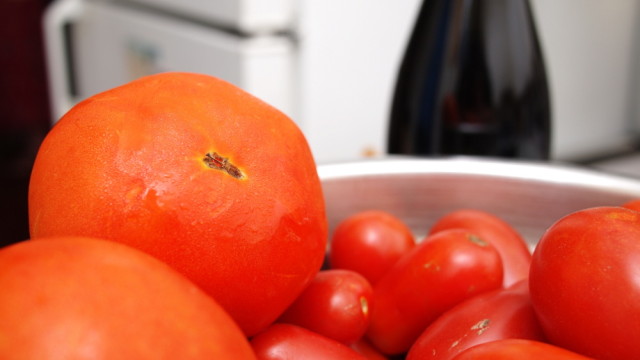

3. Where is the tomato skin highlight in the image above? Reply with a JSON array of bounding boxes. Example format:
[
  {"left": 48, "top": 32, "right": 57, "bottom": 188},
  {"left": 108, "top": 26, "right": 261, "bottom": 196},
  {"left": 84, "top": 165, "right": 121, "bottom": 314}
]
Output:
[
  {"left": 250, "top": 323, "right": 368, "bottom": 360},
  {"left": 366, "top": 229, "right": 503, "bottom": 355},
  {"left": 277, "top": 269, "right": 373, "bottom": 344},
  {"left": 429, "top": 209, "right": 531, "bottom": 287},
  {"left": 451, "top": 339, "right": 595, "bottom": 360},
  {"left": 406, "top": 279, "right": 545, "bottom": 360},
  {"left": 529, "top": 206, "right": 640, "bottom": 360},
  {"left": 329, "top": 210, "right": 415, "bottom": 285}
]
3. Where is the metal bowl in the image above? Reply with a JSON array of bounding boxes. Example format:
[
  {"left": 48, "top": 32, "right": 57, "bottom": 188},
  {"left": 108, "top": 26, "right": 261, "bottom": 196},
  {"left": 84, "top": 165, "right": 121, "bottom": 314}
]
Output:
[{"left": 318, "top": 157, "right": 640, "bottom": 248}]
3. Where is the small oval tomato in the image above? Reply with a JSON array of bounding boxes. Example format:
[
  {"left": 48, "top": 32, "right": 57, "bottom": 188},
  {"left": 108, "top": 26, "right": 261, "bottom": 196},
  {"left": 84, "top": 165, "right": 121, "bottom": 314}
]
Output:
[
  {"left": 250, "top": 323, "right": 367, "bottom": 360},
  {"left": 406, "top": 279, "right": 545, "bottom": 360},
  {"left": 277, "top": 269, "right": 373, "bottom": 344},
  {"left": 329, "top": 210, "right": 415, "bottom": 285},
  {"left": 366, "top": 229, "right": 503, "bottom": 355},
  {"left": 429, "top": 209, "right": 531, "bottom": 287},
  {"left": 451, "top": 339, "right": 595, "bottom": 360},
  {"left": 529, "top": 206, "right": 640, "bottom": 360}
]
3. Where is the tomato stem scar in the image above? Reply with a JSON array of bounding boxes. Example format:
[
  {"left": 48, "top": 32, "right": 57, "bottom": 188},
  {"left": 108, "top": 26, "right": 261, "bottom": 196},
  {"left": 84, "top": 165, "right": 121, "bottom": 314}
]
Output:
[{"left": 203, "top": 152, "right": 245, "bottom": 179}]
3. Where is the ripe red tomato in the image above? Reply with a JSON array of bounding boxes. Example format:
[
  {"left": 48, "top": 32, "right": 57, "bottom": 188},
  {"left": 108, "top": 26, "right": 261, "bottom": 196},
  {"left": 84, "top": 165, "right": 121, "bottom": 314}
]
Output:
[
  {"left": 529, "top": 206, "right": 640, "bottom": 360},
  {"left": 622, "top": 199, "right": 640, "bottom": 212},
  {"left": 406, "top": 279, "right": 545, "bottom": 360},
  {"left": 28, "top": 72, "right": 327, "bottom": 336},
  {"left": 329, "top": 210, "right": 415, "bottom": 285},
  {"left": 250, "top": 323, "right": 367, "bottom": 359},
  {"left": 451, "top": 339, "right": 595, "bottom": 360},
  {"left": 366, "top": 229, "right": 503, "bottom": 355},
  {"left": 277, "top": 269, "right": 373, "bottom": 344},
  {"left": 429, "top": 209, "right": 531, "bottom": 287},
  {"left": 0, "top": 236, "right": 255, "bottom": 359}
]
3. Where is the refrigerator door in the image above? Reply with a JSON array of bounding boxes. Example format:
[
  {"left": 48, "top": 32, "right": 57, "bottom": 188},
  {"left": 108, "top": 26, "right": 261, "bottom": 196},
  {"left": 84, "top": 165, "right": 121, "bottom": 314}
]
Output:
[
  {"left": 44, "top": 0, "right": 296, "bottom": 123},
  {"left": 111, "top": 0, "right": 295, "bottom": 34}
]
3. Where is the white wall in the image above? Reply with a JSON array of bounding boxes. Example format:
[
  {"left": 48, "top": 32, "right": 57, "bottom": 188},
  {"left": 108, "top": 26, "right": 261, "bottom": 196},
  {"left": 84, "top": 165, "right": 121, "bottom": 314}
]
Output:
[{"left": 531, "top": 0, "right": 640, "bottom": 161}]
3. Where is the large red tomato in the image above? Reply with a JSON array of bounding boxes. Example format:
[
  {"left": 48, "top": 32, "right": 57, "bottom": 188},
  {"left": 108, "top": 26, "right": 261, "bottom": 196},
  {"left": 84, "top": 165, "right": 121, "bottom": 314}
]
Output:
[
  {"left": 429, "top": 209, "right": 531, "bottom": 287},
  {"left": 0, "top": 236, "right": 255, "bottom": 359},
  {"left": 28, "top": 72, "right": 327, "bottom": 336},
  {"left": 529, "top": 206, "right": 640, "bottom": 360}
]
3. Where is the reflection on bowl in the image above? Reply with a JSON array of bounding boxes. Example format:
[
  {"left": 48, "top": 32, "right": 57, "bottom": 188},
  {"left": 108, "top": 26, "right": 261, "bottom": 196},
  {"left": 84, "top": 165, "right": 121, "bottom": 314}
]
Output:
[{"left": 319, "top": 157, "right": 640, "bottom": 248}]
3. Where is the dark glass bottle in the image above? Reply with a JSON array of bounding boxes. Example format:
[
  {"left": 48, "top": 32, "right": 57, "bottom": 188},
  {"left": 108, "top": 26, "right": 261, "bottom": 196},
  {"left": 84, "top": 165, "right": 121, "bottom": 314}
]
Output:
[{"left": 387, "top": 0, "right": 551, "bottom": 159}]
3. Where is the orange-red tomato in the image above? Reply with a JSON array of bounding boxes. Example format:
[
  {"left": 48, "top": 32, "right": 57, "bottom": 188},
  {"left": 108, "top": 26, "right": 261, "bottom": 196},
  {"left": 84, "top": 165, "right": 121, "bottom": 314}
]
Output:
[
  {"left": 622, "top": 199, "right": 640, "bottom": 212},
  {"left": 451, "top": 339, "right": 595, "bottom": 360},
  {"left": 0, "top": 236, "right": 255, "bottom": 359},
  {"left": 28, "top": 72, "right": 327, "bottom": 336},
  {"left": 329, "top": 210, "right": 415, "bottom": 285},
  {"left": 429, "top": 209, "right": 531, "bottom": 287},
  {"left": 529, "top": 206, "right": 640, "bottom": 360}
]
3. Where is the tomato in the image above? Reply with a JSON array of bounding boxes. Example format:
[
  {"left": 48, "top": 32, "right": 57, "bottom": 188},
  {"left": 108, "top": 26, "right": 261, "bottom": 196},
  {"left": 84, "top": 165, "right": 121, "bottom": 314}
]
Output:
[
  {"left": 366, "top": 229, "right": 503, "bottom": 355},
  {"left": 529, "top": 206, "right": 640, "bottom": 360},
  {"left": 622, "top": 199, "right": 640, "bottom": 212},
  {"left": 406, "top": 279, "right": 545, "bottom": 360},
  {"left": 351, "top": 339, "right": 389, "bottom": 360},
  {"left": 277, "top": 269, "right": 373, "bottom": 344},
  {"left": 0, "top": 236, "right": 255, "bottom": 359},
  {"left": 250, "top": 323, "right": 367, "bottom": 360},
  {"left": 28, "top": 72, "right": 327, "bottom": 336},
  {"left": 451, "top": 339, "right": 595, "bottom": 360},
  {"left": 329, "top": 210, "right": 415, "bottom": 285},
  {"left": 429, "top": 208, "right": 531, "bottom": 287}
]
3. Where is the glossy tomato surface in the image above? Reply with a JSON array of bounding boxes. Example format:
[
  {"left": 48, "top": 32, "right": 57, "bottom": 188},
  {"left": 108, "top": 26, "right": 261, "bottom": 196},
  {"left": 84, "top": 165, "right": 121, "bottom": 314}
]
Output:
[
  {"left": 329, "top": 210, "right": 415, "bottom": 285},
  {"left": 278, "top": 269, "right": 373, "bottom": 344},
  {"left": 250, "top": 323, "right": 367, "bottom": 360},
  {"left": 529, "top": 206, "right": 640, "bottom": 360},
  {"left": 366, "top": 229, "right": 503, "bottom": 355},
  {"left": 429, "top": 209, "right": 531, "bottom": 287},
  {"left": 451, "top": 339, "right": 595, "bottom": 360},
  {"left": 0, "top": 237, "right": 255, "bottom": 359},
  {"left": 406, "top": 279, "right": 544, "bottom": 360}
]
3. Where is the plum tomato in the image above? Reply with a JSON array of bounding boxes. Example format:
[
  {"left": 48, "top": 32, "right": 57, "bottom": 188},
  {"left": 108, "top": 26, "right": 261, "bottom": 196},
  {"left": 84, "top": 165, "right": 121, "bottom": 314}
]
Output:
[
  {"left": 451, "top": 339, "right": 595, "bottom": 360},
  {"left": 529, "top": 206, "right": 640, "bottom": 360},
  {"left": 250, "top": 323, "right": 367, "bottom": 360},
  {"left": 406, "top": 279, "right": 545, "bottom": 360},
  {"left": 277, "top": 269, "right": 373, "bottom": 344},
  {"left": 366, "top": 229, "right": 503, "bottom": 355},
  {"left": 329, "top": 210, "right": 415, "bottom": 285},
  {"left": 429, "top": 209, "right": 531, "bottom": 287}
]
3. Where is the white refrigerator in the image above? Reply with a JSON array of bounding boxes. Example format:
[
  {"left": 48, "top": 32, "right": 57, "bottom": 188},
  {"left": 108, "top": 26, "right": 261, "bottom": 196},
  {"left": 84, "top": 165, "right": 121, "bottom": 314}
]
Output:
[{"left": 44, "top": 0, "right": 640, "bottom": 163}]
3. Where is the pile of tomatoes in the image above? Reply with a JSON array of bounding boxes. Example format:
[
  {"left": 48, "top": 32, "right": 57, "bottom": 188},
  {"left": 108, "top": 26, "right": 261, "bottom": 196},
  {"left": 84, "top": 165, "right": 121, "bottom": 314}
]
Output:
[
  {"left": 1, "top": 72, "right": 639, "bottom": 359},
  {"left": 253, "top": 201, "right": 640, "bottom": 360}
]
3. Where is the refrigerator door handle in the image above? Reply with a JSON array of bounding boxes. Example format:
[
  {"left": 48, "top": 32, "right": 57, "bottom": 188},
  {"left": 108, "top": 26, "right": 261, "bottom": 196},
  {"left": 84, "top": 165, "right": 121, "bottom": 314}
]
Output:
[{"left": 43, "top": 0, "right": 84, "bottom": 123}]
